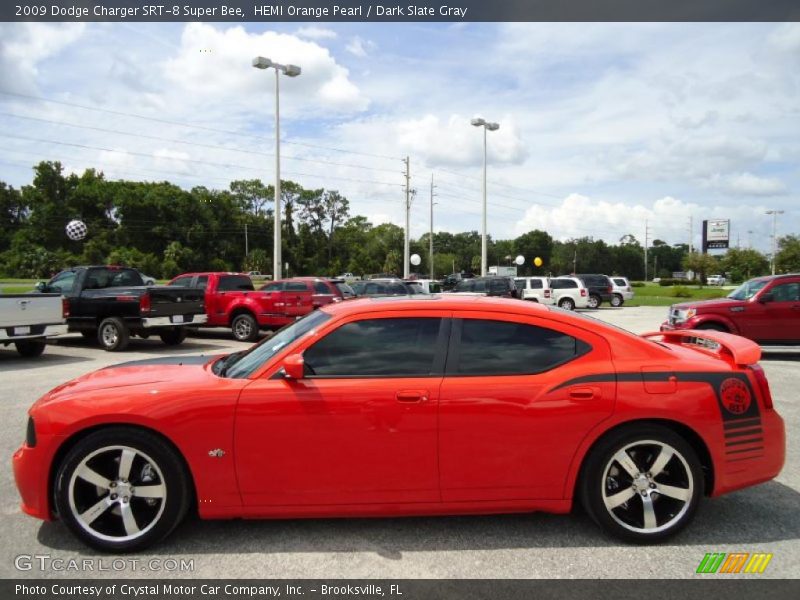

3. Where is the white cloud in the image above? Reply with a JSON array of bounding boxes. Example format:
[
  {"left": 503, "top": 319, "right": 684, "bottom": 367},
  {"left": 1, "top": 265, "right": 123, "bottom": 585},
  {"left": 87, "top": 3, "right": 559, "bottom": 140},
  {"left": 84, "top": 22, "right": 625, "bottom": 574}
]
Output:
[
  {"left": 296, "top": 26, "right": 338, "bottom": 40},
  {"left": 345, "top": 36, "right": 375, "bottom": 58},
  {"left": 706, "top": 172, "right": 787, "bottom": 197}
]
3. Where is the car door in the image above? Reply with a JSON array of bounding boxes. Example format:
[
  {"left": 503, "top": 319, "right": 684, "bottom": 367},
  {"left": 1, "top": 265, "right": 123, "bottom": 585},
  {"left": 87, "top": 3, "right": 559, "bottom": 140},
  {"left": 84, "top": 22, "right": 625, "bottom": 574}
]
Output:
[
  {"left": 438, "top": 312, "right": 616, "bottom": 501},
  {"left": 754, "top": 280, "right": 800, "bottom": 342},
  {"left": 235, "top": 312, "right": 448, "bottom": 506}
]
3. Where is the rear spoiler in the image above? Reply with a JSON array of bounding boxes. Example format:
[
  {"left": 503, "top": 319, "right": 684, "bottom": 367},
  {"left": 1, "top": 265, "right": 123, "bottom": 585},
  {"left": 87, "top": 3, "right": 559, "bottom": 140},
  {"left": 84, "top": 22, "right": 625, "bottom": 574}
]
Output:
[{"left": 641, "top": 330, "right": 761, "bottom": 366}]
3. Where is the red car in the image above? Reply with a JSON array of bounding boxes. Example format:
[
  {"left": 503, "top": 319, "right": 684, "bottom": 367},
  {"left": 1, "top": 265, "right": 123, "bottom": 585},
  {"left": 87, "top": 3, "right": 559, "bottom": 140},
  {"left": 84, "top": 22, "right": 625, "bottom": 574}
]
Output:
[
  {"left": 661, "top": 273, "right": 800, "bottom": 344},
  {"left": 260, "top": 277, "right": 355, "bottom": 309},
  {"left": 168, "top": 272, "right": 313, "bottom": 341},
  {"left": 13, "top": 296, "right": 784, "bottom": 551}
]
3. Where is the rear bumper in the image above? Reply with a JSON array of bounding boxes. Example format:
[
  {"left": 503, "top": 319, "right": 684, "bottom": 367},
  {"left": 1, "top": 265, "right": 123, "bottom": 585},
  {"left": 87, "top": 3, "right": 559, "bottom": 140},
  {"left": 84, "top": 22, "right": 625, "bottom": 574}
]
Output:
[
  {"left": 712, "top": 409, "right": 786, "bottom": 497},
  {"left": 141, "top": 314, "right": 207, "bottom": 328},
  {"left": 0, "top": 323, "right": 68, "bottom": 343}
]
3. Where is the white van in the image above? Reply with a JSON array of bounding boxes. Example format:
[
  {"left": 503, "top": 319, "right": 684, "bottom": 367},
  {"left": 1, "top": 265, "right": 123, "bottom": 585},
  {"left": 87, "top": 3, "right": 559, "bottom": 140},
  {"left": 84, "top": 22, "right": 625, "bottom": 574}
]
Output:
[
  {"left": 514, "top": 277, "right": 555, "bottom": 305},
  {"left": 549, "top": 277, "right": 590, "bottom": 310}
]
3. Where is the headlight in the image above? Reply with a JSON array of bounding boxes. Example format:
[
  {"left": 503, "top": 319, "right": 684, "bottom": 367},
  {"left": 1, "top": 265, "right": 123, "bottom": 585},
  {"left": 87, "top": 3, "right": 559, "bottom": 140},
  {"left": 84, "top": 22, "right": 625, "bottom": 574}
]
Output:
[{"left": 674, "top": 308, "right": 696, "bottom": 323}]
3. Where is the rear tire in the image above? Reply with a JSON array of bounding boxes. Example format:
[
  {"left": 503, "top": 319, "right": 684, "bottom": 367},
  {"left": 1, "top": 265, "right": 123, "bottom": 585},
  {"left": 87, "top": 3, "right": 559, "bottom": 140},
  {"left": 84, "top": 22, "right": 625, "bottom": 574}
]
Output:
[
  {"left": 159, "top": 328, "right": 187, "bottom": 346},
  {"left": 580, "top": 424, "right": 702, "bottom": 544},
  {"left": 14, "top": 340, "right": 46, "bottom": 357},
  {"left": 558, "top": 297, "right": 575, "bottom": 311},
  {"left": 231, "top": 313, "right": 259, "bottom": 342},
  {"left": 98, "top": 317, "right": 130, "bottom": 352},
  {"left": 54, "top": 427, "right": 190, "bottom": 552},
  {"left": 610, "top": 294, "right": 624, "bottom": 307},
  {"left": 587, "top": 294, "right": 601, "bottom": 309}
]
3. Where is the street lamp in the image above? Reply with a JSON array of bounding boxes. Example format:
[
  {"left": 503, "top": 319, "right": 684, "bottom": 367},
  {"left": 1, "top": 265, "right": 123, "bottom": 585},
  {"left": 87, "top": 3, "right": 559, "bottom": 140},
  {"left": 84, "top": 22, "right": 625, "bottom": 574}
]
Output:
[
  {"left": 766, "top": 209, "right": 784, "bottom": 275},
  {"left": 471, "top": 117, "right": 499, "bottom": 276},
  {"left": 252, "top": 56, "right": 301, "bottom": 280}
]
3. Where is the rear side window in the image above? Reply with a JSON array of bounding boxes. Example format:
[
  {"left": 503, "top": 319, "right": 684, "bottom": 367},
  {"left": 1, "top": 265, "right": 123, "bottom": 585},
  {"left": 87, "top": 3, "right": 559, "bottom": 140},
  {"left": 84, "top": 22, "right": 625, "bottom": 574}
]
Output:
[
  {"left": 550, "top": 279, "right": 576, "bottom": 289},
  {"left": 285, "top": 282, "right": 309, "bottom": 292},
  {"left": 769, "top": 282, "right": 800, "bottom": 302},
  {"left": 450, "top": 319, "right": 590, "bottom": 376},
  {"left": 169, "top": 276, "right": 193, "bottom": 288},
  {"left": 313, "top": 281, "right": 330, "bottom": 294},
  {"left": 218, "top": 275, "right": 254, "bottom": 291},
  {"left": 429, "top": 283, "right": 442, "bottom": 293},
  {"left": 262, "top": 282, "right": 284, "bottom": 292},
  {"left": 613, "top": 278, "right": 627, "bottom": 287},
  {"left": 304, "top": 318, "right": 442, "bottom": 377},
  {"left": 530, "top": 279, "right": 543, "bottom": 289},
  {"left": 85, "top": 268, "right": 143, "bottom": 289},
  {"left": 489, "top": 279, "right": 508, "bottom": 293}
]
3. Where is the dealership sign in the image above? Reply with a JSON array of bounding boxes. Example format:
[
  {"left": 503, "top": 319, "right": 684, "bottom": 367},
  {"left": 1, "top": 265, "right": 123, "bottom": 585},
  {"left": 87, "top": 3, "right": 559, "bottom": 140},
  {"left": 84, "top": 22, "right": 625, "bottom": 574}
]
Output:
[{"left": 702, "top": 219, "right": 730, "bottom": 250}]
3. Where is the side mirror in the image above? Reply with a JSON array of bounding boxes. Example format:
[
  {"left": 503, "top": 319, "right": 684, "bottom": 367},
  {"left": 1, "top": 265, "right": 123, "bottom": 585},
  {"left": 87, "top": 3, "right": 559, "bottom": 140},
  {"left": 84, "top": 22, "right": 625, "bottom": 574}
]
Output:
[
  {"left": 282, "top": 354, "right": 305, "bottom": 380},
  {"left": 758, "top": 292, "right": 773, "bottom": 304},
  {"left": 35, "top": 281, "right": 47, "bottom": 292}
]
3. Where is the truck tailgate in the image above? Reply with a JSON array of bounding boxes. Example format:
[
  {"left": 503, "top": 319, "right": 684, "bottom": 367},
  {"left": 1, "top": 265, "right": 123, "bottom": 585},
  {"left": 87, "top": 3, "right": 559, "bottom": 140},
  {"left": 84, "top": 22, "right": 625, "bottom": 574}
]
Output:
[
  {"left": 147, "top": 286, "right": 205, "bottom": 318},
  {"left": 0, "top": 293, "right": 63, "bottom": 328}
]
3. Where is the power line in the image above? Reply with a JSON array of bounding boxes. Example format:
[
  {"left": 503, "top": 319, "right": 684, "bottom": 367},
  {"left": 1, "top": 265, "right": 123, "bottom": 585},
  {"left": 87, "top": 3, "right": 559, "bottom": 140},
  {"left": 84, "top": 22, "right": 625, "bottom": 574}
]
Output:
[
  {"left": 0, "top": 111, "right": 401, "bottom": 175},
  {"left": 0, "top": 90, "right": 402, "bottom": 162}
]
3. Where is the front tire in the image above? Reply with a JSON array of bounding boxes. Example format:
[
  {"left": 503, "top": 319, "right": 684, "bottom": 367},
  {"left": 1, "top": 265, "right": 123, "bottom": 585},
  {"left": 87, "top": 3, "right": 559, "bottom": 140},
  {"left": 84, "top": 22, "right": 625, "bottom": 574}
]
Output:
[
  {"left": 54, "top": 427, "right": 190, "bottom": 552},
  {"left": 587, "top": 294, "right": 601, "bottom": 309},
  {"left": 579, "top": 424, "right": 702, "bottom": 544},
  {"left": 14, "top": 340, "right": 46, "bottom": 357},
  {"left": 696, "top": 322, "right": 727, "bottom": 332},
  {"left": 98, "top": 317, "right": 130, "bottom": 352},
  {"left": 159, "top": 328, "right": 187, "bottom": 346},
  {"left": 610, "top": 294, "right": 624, "bottom": 307},
  {"left": 231, "top": 313, "right": 259, "bottom": 342}
]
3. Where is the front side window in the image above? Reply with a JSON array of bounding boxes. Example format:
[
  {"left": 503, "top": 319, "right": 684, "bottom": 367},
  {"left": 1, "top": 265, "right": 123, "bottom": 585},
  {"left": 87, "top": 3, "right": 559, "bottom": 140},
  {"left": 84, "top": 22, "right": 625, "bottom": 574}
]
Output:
[
  {"left": 551, "top": 279, "right": 577, "bottom": 289},
  {"left": 262, "top": 282, "right": 284, "bottom": 292},
  {"left": 450, "top": 319, "right": 590, "bottom": 376},
  {"left": 219, "top": 275, "right": 254, "bottom": 292},
  {"left": 285, "top": 282, "right": 309, "bottom": 292},
  {"left": 196, "top": 275, "right": 209, "bottom": 290},
  {"left": 304, "top": 318, "right": 442, "bottom": 377},
  {"left": 169, "top": 276, "right": 192, "bottom": 288},
  {"left": 48, "top": 270, "right": 77, "bottom": 294}
]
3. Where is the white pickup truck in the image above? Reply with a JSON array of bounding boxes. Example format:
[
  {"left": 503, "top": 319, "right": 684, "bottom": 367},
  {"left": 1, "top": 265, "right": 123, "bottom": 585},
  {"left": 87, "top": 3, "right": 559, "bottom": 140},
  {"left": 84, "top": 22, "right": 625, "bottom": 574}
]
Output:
[{"left": 0, "top": 293, "right": 68, "bottom": 357}]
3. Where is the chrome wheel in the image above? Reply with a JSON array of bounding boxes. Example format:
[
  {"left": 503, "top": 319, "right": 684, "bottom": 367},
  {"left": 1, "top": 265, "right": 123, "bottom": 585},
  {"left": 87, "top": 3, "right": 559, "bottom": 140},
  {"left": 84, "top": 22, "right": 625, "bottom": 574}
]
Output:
[
  {"left": 588, "top": 295, "right": 600, "bottom": 309},
  {"left": 67, "top": 445, "right": 167, "bottom": 543},
  {"left": 611, "top": 295, "right": 623, "bottom": 307},
  {"left": 601, "top": 440, "right": 693, "bottom": 534},
  {"left": 234, "top": 319, "right": 251, "bottom": 339},
  {"left": 101, "top": 323, "right": 119, "bottom": 347}
]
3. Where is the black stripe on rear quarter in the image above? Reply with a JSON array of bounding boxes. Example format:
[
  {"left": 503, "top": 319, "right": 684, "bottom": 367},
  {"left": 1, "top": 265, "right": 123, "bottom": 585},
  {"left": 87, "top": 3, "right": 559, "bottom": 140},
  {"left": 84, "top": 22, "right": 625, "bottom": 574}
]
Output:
[
  {"left": 724, "top": 417, "right": 762, "bottom": 430},
  {"left": 724, "top": 427, "right": 763, "bottom": 439},
  {"left": 725, "top": 436, "right": 765, "bottom": 447}
]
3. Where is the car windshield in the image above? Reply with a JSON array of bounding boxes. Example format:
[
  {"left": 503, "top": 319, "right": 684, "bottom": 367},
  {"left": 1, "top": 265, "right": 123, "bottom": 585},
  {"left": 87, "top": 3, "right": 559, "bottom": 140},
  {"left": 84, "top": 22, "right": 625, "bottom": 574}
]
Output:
[
  {"left": 220, "top": 310, "right": 332, "bottom": 379},
  {"left": 728, "top": 279, "right": 768, "bottom": 301}
]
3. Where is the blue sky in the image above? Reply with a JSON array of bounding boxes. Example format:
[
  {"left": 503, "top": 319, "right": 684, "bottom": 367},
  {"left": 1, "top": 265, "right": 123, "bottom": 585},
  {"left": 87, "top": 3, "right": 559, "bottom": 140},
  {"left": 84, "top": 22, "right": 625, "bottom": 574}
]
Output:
[{"left": 0, "top": 22, "right": 798, "bottom": 253}]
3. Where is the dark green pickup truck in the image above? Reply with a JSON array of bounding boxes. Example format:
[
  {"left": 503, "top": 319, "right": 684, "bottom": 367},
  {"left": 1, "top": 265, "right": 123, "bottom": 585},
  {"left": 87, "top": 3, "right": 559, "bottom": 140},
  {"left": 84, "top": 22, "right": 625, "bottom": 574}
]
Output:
[{"left": 38, "top": 266, "right": 207, "bottom": 351}]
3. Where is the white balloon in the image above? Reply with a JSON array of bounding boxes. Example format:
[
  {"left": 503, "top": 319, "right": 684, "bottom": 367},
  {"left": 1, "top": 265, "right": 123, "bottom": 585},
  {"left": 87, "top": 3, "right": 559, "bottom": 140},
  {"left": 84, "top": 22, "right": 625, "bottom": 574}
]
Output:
[
  {"left": 65, "top": 219, "right": 88, "bottom": 241},
  {"left": 515, "top": 255, "right": 525, "bottom": 266},
  {"left": 410, "top": 253, "right": 421, "bottom": 266}
]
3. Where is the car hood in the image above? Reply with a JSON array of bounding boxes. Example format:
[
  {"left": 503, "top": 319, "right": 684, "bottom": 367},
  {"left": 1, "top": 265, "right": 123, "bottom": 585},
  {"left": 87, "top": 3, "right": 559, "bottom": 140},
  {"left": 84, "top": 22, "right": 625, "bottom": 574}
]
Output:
[
  {"left": 36, "top": 355, "right": 218, "bottom": 405},
  {"left": 671, "top": 297, "right": 741, "bottom": 311}
]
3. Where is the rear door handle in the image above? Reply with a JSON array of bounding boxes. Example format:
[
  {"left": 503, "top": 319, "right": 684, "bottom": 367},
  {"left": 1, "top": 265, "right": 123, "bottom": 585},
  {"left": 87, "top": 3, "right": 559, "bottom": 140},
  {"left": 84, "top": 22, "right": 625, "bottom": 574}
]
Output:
[
  {"left": 569, "top": 387, "right": 597, "bottom": 400},
  {"left": 396, "top": 390, "right": 429, "bottom": 403}
]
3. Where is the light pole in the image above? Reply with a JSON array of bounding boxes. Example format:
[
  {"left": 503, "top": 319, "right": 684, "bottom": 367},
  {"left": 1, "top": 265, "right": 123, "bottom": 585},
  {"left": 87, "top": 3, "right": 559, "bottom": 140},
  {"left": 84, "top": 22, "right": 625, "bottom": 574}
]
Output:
[
  {"left": 252, "top": 56, "right": 301, "bottom": 280},
  {"left": 471, "top": 117, "right": 499, "bottom": 276},
  {"left": 766, "top": 209, "right": 784, "bottom": 275}
]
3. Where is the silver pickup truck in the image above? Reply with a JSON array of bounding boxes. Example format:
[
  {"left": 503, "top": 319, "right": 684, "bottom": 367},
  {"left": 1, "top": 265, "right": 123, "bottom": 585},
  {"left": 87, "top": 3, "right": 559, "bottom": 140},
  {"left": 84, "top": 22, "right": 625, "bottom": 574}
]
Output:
[{"left": 0, "top": 293, "right": 68, "bottom": 357}]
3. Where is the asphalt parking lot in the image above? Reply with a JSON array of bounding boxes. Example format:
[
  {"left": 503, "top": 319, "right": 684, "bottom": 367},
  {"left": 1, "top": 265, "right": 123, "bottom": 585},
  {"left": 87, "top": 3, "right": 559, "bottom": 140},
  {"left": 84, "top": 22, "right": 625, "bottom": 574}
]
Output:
[{"left": 0, "top": 306, "right": 797, "bottom": 579}]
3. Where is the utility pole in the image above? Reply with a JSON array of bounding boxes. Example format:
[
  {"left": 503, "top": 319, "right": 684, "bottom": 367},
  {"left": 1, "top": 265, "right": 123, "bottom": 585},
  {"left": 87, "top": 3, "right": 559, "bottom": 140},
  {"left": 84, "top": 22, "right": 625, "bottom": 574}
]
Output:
[
  {"left": 688, "top": 216, "right": 693, "bottom": 254},
  {"left": 572, "top": 246, "right": 577, "bottom": 274},
  {"left": 747, "top": 230, "right": 753, "bottom": 249},
  {"left": 244, "top": 223, "right": 249, "bottom": 256},
  {"left": 403, "top": 156, "right": 411, "bottom": 278},
  {"left": 429, "top": 173, "right": 436, "bottom": 280},
  {"left": 644, "top": 219, "right": 651, "bottom": 281},
  {"left": 766, "top": 209, "right": 784, "bottom": 275}
]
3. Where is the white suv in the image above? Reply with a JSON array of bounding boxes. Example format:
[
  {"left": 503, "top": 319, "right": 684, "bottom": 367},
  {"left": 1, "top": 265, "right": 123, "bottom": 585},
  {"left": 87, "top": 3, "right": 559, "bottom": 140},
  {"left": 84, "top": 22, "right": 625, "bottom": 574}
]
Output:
[
  {"left": 514, "top": 277, "right": 555, "bottom": 305},
  {"left": 610, "top": 276, "right": 634, "bottom": 307},
  {"left": 549, "top": 277, "right": 590, "bottom": 310}
]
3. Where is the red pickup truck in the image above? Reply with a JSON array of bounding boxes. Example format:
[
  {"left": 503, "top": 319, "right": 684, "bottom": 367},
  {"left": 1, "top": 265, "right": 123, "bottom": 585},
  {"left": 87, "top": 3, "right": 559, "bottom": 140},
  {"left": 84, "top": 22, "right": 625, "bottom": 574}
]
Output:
[
  {"left": 661, "top": 273, "right": 800, "bottom": 344},
  {"left": 168, "top": 272, "right": 313, "bottom": 341},
  {"left": 260, "top": 277, "right": 355, "bottom": 308}
]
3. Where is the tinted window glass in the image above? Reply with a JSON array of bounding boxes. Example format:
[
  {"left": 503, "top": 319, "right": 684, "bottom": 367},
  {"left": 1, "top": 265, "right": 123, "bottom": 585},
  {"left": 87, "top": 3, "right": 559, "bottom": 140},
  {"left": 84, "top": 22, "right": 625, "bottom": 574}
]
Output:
[
  {"left": 454, "top": 279, "right": 475, "bottom": 292},
  {"left": 514, "top": 279, "right": 526, "bottom": 290},
  {"left": 770, "top": 282, "right": 800, "bottom": 302},
  {"left": 489, "top": 279, "right": 508, "bottom": 292},
  {"left": 335, "top": 282, "right": 355, "bottom": 297},
  {"left": 313, "top": 281, "right": 330, "bottom": 294},
  {"left": 613, "top": 278, "right": 627, "bottom": 287},
  {"left": 48, "top": 270, "right": 76, "bottom": 294},
  {"left": 304, "top": 318, "right": 441, "bottom": 377},
  {"left": 430, "top": 283, "right": 442, "bottom": 293},
  {"left": 530, "top": 279, "right": 543, "bottom": 289},
  {"left": 262, "top": 282, "right": 284, "bottom": 292},
  {"left": 387, "top": 282, "right": 409, "bottom": 294},
  {"left": 196, "top": 275, "right": 209, "bottom": 290},
  {"left": 169, "top": 276, "right": 192, "bottom": 288},
  {"left": 85, "top": 268, "right": 142, "bottom": 289},
  {"left": 285, "top": 282, "right": 309, "bottom": 292},
  {"left": 219, "top": 275, "right": 254, "bottom": 291},
  {"left": 550, "top": 279, "right": 577, "bottom": 289},
  {"left": 452, "top": 319, "right": 589, "bottom": 376}
]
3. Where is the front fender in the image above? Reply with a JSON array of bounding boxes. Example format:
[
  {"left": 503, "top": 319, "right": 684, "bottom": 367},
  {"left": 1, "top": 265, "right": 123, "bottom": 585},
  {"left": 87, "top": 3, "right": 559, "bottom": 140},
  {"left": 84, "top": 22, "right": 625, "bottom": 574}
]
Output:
[{"left": 687, "top": 314, "right": 740, "bottom": 334}]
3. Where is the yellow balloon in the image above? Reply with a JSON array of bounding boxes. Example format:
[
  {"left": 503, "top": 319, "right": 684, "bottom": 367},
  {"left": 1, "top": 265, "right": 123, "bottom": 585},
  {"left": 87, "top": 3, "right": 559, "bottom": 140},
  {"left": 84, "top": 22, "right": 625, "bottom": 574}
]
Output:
[{"left": 534, "top": 257, "right": 543, "bottom": 267}]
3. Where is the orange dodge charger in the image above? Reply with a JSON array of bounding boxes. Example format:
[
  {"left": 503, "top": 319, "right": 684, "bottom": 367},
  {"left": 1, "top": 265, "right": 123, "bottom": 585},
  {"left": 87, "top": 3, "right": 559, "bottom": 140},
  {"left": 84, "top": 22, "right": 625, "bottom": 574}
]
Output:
[{"left": 13, "top": 295, "right": 785, "bottom": 551}]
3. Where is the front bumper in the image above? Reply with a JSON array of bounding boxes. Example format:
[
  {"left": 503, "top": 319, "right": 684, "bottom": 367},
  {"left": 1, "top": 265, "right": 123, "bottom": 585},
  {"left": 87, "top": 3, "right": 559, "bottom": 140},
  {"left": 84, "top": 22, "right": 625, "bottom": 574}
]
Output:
[
  {"left": 141, "top": 314, "right": 208, "bottom": 328},
  {"left": 12, "top": 440, "right": 55, "bottom": 521}
]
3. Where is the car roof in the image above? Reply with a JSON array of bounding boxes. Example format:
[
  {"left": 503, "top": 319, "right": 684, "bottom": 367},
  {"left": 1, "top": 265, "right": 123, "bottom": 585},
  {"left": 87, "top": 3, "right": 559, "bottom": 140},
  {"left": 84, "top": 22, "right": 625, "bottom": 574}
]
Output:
[{"left": 320, "top": 294, "right": 547, "bottom": 317}]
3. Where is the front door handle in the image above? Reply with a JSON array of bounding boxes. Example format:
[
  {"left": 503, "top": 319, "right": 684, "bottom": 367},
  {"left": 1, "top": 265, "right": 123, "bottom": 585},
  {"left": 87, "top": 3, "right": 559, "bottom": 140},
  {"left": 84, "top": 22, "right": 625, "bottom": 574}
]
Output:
[
  {"left": 569, "top": 387, "right": 597, "bottom": 401},
  {"left": 396, "top": 389, "right": 429, "bottom": 403}
]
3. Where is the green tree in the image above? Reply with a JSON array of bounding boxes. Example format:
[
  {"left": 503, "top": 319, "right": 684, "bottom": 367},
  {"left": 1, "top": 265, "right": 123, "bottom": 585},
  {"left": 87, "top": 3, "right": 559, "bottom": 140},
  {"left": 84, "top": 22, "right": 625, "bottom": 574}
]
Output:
[
  {"left": 775, "top": 235, "right": 800, "bottom": 273},
  {"left": 721, "top": 248, "right": 770, "bottom": 282},
  {"left": 682, "top": 252, "right": 720, "bottom": 284}
]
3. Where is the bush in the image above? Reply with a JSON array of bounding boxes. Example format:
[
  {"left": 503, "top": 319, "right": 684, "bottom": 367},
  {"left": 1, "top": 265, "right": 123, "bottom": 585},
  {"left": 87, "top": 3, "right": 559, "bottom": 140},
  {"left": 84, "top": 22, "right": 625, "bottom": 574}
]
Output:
[
  {"left": 630, "top": 281, "right": 645, "bottom": 287},
  {"left": 659, "top": 278, "right": 701, "bottom": 287},
  {"left": 672, "top": 286, "right": 692, "bottom": 298}
]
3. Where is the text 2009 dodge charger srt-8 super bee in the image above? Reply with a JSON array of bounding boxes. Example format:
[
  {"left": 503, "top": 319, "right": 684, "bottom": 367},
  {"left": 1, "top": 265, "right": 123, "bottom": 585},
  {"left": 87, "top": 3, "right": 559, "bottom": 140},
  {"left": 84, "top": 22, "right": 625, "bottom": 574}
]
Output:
[{"left": 13, "top": 296, "right": 784, "bottom": 551}]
